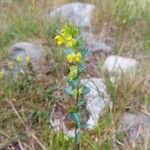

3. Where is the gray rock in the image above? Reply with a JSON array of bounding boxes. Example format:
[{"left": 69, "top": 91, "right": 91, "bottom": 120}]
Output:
[
  {"left": 81, "top": 78, "right": 111, "bottom": 129},
  {"left": 9, "top": 42, "right": 44, "bottom": 71},
  {"left": 82, "top": 32, "right": 112, "bottom": 54},
  {"left": 116, "top": 112, "right": 150, "bottom": 149},
  {"left": 49, "top": 2, "right": 95, "bottom": 28},
  {"left": 104, "top": 55, "right": 138, "bottom": 74},
  {"left": 50, "top": 78, "right": 111, "bottom": 137}
]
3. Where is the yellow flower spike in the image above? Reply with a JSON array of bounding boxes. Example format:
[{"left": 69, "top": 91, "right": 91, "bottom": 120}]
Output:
[
  {"left": 75, "top": 52, "right": 82, "bottom": 62},
  {"left": 55, "top": 35, "right": 64, "bottom": 46},
  {"left": 67, "top": 53, "right": 76, "bottom": 63},
  {"left": 0, "top": 71, "right": 5, "bottom": 79}
]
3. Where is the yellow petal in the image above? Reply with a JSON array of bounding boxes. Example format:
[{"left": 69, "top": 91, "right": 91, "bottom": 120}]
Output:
[
  {"left": 55, "top": 35, "right": 64, "bottom": 45},
  {"left": 55, "top": 35, "right": 60, "bottom": 40},
  {"left": 75, "top": 52, "right": 82, "bottom": 62},
  {"left": 67, "top": 36, "right": 73, "bottom": 41},
  {"left": 67, "top": 41, "right": 73, "bottom": 47},
  {"left": 67, "top": 54, "right": 74, "bottom": 63}
]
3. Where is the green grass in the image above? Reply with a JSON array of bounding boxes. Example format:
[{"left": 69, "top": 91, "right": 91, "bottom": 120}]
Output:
[{"left": 0, "top": 0, "right": 150, "bottom": 149}]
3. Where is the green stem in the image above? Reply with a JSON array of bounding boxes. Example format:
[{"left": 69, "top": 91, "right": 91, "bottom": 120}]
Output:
[{"left": 75, "top": 65, "right": 80, "bottom": 150}]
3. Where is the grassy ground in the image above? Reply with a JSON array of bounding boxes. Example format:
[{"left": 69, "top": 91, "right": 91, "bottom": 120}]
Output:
[{"left": 0, "top": 0, "right": 150, "bottom": 149}]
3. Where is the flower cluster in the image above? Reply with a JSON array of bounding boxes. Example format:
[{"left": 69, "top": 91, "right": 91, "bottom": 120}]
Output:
[
  {"left": 55, "top": 24, "right": 78, "bottom": 48},
  {"left": 67, "top": 52, "right": 82, "bottom": 63},
  {"left": 55, "top": 24, "right": 82, "bottom": 64}
]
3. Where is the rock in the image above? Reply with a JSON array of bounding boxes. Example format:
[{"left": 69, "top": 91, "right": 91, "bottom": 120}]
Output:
[
  {"left": 116, "top": 112, "right": 150, "bottom": 149},
  {"left": 104, "top": 55, "right": 138, "bottom": 74},
  {"left": 81, "top": 78, "right": 111, "bottom": 128},
  {"left": 50, "top": 78, "right": 111, "bottom": 137},
  {"left": 49, "top": 2, "right": 95, "bottom": 28},
  {"left": 9, "top": 42, "right": 44, "bottom": 71},
  {"left": 82, "top": 32, "right": 112, "bottom": 54}
]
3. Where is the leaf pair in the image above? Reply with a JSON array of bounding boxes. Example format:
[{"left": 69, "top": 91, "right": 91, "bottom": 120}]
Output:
[{"left": 64, "top": 85, "right": 90, "bottom": 96}]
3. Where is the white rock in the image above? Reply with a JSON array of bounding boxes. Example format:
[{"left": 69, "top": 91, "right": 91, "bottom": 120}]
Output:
[
  {"left": 49, "top": 2, "right": 95, "bottom": 28},
  {"left": 9, "top": 42, "right": 44, "bottom": 71},
  {"left": 104, "top": 55, "right": 138, "bottom": 74},
  {"left": 81, "top": 78, "right": 111, "bottom": 129}
]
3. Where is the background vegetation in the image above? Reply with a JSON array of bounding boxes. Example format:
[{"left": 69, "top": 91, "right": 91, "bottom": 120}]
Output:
[{"left": 0, "top": 0, "right": 149, "bottom": 149}]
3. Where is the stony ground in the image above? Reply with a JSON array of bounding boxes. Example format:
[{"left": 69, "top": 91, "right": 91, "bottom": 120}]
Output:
[{"left": 0, "top": 0, "right": 150, "bottom": 150}]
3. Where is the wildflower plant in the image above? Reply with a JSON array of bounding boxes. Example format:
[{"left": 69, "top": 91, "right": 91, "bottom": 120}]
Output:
[{"left": 55, "top": 23, "right": 90, "bottom": 150}]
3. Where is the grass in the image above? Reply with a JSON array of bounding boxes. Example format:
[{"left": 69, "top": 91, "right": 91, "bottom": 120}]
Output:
[{"left": 0, "top": 0, "right": 150, "bottom": 149}]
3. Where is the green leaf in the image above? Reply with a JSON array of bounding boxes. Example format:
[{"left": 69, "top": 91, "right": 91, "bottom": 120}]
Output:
[
  {"left": 80, "top": 122, "right": 87, "bottom": 129},
  {"left": 63, "top": 49, "right": 73, "bottom": 56},
  {"left": 79, "top": 63, "right": 86, "bottom": 72},
  {"left": 80, "top": 48, "right": 89, "bottom": 58},
  {"left": 77, "top": 99, "right": 86, "bottom": 108},
  {"left": 82, "top": 85, "right": 90, "bottom": 95},
  {"left": 64, "top": 86, "right": 73, "bottom": 95},
  {"left": 72, "top": 88, "right": 78, "bottom": 96},
  {"left": 69, "top": 112, "right": 80, "bottom": 127},
  {"left": 69, "top": 66, "right": 78, "bottom": 80},
  {"left": 78, "top": 87, "right": 83, "bottom": 96},
  {"left": 69, "top": 77, "right": 79, "bottom": 89}
]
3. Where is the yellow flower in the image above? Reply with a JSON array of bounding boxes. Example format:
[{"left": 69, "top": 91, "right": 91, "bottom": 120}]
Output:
[
  {"left": 0, "top": 71, "right": 5, "bottom": 79},
  {"left": 55, "top": 35, "right": 64, "bottom": 46},
  {"left": 67, "top": 52, "right": 82, "bottom": 63},
  {"left": 67, "top": 53, "right": 75, "bottom": 63},
  {"left": 75, "top": 52, "right": 82, "bottom": 62},
  {"left": 67, "top": 36, "right": 76, "bottom": 48}
]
